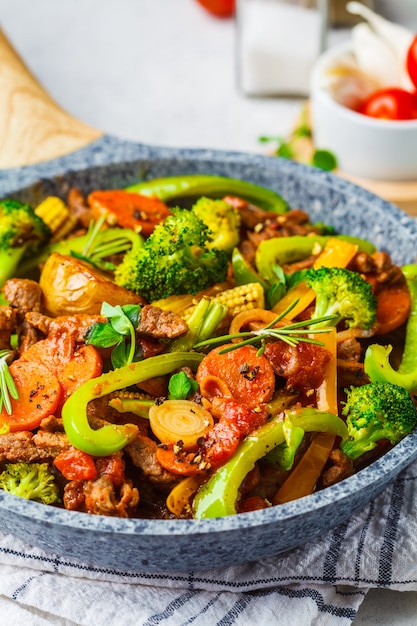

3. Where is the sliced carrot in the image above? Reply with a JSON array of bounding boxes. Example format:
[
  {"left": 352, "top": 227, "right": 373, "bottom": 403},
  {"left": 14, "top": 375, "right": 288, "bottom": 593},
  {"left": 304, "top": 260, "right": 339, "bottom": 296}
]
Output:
[
  {"left": 58, "top": 344, "right": 103, "bottom": 402},
  {"left": 155, "top": 446, "right": 200, "bottom": 477},
  {"left": 22, "top": 338, "right": 103, "bottom": 403},
  {"left": 196, "top": 344, "right": 275, "bottom": 408},
  {"left": 373, "top": 283, "right": 411, "bottom": 335},
  {"left": 87, "top": 190, "right": 171, "bottom": 235},
  {"left": 54, "top": 447, "right": 98, "bottom": 481},
  {"left": 1, "top": 359, "right": 62, "bottom": 432}
]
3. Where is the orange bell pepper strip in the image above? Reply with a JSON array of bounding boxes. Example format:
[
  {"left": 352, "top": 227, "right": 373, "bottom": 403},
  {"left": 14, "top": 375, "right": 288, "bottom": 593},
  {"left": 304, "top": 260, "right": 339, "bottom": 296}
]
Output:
[
  {"left": 315, "top": 327, "right": 338, "bottom": 414},
  {"left": 166, "top": 475, "right": 205, "bottom": 517},
  {"left": 272, "top": 327, "right": 338, "bottom": 505}
]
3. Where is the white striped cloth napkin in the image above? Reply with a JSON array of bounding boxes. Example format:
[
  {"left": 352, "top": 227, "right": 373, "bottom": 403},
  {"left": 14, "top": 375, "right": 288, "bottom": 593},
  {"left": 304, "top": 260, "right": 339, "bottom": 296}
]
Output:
[{"left": 0, "top": 459, "right": 415, "bottom": 626}]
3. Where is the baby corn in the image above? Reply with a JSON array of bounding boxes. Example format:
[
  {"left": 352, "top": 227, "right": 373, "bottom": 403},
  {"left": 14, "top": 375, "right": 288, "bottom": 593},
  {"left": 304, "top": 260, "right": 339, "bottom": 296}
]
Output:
[
  {"left": 181, "top": 282, "right": 265, "bottom": 328},
  {"left": 35, "top": 196, "right": 78, "bottom": 242}
]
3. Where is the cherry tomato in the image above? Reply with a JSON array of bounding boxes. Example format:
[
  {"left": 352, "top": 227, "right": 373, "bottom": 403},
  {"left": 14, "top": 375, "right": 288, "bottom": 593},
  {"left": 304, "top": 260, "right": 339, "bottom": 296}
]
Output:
[
  {"left": 406, "top": 35, "right": 417, "bottom": 89},
  {"left": 195, "top": 0, "right": 235, "bottom": 17},
  {"left": 358, "top": 87, "right": 417, "bottom": 121}
]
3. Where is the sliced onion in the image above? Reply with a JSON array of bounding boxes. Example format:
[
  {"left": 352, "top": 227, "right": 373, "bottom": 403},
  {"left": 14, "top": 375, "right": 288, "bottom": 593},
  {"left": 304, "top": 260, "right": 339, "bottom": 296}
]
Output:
[{"left": 149, "top": 399, "right": 214, "bottom": 449}]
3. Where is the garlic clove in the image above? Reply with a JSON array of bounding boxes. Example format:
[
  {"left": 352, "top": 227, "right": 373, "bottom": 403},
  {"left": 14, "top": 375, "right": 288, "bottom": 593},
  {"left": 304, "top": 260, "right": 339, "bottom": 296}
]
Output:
[
  {"left": 351, "top": 23, "right": 401, "bottom": 87},
  {"left": 346, "top": 1, "right": 414, "bottom": 90}
]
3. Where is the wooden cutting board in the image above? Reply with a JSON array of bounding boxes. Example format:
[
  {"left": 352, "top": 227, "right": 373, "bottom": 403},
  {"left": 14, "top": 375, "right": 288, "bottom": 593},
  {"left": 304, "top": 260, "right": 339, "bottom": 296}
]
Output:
[
  {"left": 337, "top": 171, "right": 417, "bottom": 218},
  {"left": 0, "top": 28, "right": 101, "bottom": 168}
]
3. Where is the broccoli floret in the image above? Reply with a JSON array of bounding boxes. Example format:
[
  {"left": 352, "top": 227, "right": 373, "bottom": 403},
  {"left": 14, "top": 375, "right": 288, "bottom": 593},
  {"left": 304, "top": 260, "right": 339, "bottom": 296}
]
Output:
[
  {"left": 0, "top": 199, "right": 51, "bottom": 287},
  {"left": 340, "top": 382, "right": 417, "bottom": 460},
  {"left": 0, "top": 462, "right": 60, "bottom": 505},
  {"left": 114, "top": 207, "right": 228, "bottom": 301},
  {"left": 191, "top": 197, "right": 241, "bottom": 254},
  {"left": 306, "top": 266, "right": 377, "bottom": 329}
]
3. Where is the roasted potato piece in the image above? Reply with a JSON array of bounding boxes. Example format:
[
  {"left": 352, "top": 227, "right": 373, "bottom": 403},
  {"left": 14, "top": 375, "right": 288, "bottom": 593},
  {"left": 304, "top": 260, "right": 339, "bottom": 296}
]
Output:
[{"left": 39, "top": 252, "right": 144, "bottom": 316}]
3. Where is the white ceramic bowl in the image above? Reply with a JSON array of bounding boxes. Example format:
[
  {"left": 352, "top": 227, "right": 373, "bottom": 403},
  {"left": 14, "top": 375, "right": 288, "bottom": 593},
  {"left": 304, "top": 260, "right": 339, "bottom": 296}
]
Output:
[{"left": 310, "top": 42, "right": 417, "bottom": 182}]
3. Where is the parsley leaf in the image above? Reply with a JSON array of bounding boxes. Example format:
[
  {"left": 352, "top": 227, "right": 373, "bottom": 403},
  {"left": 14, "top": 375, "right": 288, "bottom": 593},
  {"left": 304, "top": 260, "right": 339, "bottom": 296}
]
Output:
[
  {"left": 85, "top": 302, "right": 142, "bottom": 368},
  {"left": 168, "top": 371, "right": 199, "bottom": 400}
]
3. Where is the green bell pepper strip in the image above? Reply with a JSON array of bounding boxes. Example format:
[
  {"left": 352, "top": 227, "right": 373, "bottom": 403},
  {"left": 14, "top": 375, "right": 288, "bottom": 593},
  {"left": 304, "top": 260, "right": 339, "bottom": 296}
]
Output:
[
  {"left": 264, "top": 421, "right": 305, "bottom": 471},
  {"left": 255, "top": 235, "right": 376, "bottom": 284},
  {"left": 232, "top": 247, "right": 268, "bottom": 289},
  {"left": 61, "top": 352, "right": 203, "bottom": 456},
  {"left": 192, "top": 407, "right": 348, "bottom": 519},
  {"left": 364, "top": 264, "right": 417, "bottom": 391},
  {"left": 126, "top": 175, "right": 289, "bottom": 213}
]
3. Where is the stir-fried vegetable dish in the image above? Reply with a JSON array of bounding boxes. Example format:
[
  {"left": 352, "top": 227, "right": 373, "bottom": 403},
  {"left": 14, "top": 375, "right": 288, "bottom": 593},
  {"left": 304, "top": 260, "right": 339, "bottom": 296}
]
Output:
[{"left": 0, "top": 174, "right": 416, "bottom": 519}]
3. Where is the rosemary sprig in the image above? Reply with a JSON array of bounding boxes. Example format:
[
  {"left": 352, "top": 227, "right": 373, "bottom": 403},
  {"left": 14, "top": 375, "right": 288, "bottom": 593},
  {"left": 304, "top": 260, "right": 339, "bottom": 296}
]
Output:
[
  {"left": 0, "top": 350, "right": 19, "bottom": 415},
  {"left": 193, "top": 299, "right": 337, "bottom": 356}
]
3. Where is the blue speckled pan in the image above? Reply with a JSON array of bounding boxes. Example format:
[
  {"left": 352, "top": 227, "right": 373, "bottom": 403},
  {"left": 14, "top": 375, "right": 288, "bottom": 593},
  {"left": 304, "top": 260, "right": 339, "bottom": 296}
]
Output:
[{"left": 1, "top": 136, "right": 417, "bottom": 573}]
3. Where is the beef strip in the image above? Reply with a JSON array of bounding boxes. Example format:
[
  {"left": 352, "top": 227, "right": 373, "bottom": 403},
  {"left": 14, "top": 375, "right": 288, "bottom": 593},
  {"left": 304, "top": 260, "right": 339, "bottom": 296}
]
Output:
[
  {"left": 25, "top": 311, "right": 105, "bottom": 342},
  {"left": 32, "top": 430, "right": 71, "bottom": 457},
  {"left": 63, "top": 452, "right": 140, "bottom": 518},
  {"left": 86, "top": 477, "right": 139, "bottom": 516},
  {"left": 63, "top": 476, "right": 140, "bottom": 517},
  {"left": 2, "top": 279, "right": 44, "bottom": 352},
  {"left": 0, "top": 427, "right": 71, "bottom": 465},
  {"left": 39, "top": 415, "right": 65, "bottom": 433},
  {"left": 3, "top": 278, "right": 44, "bottom": 314},
  {"left": 0, "top": 306, "right": 17, "bottom": 349},
  {"left": 136, "top": 305, "right": 188, "bottom": 339},
  {"left": 67, "top": 187, "right": 94, "bottom": 229},
  {"left": 264, "top": 340, "right": 332, "bottom": 394},
  {"left": 348, "top": 250, "right": 404, "bottom": 286},
  {"left": 0, "top": 431, "right": 53, "bottom": 464},
  {"left": 320, "top": 448, "right": 354, "bottom": 488},
  {"left": 126, "top": 435, "right": 179, "bottom": 491}
]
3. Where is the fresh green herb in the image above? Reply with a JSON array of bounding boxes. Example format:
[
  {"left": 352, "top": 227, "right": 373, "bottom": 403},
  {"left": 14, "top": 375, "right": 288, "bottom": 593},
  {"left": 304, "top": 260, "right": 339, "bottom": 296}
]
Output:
[
  {"left": 168, "top": 371, "right": 199, "bottom": 400},
  {"left": 259, "top": 103, "right": 338, "bottom": 172},
  {"left": 85, "top": 302, "right": 142, "bottom": 368},
  {"left": 194, "top": 299, "right": 337, "bottom": 356},
  {"left": 266, "top": 265, "right": 286, "bottom": 309},
  {"left": 311, "top": 149, "right": 338, "bottom": 172},
  {"left": 0, "top": 350, "right": 19, "bottom": 415},
  {"left": 259, "top": 135, "right": 294, "bottom": 159},
  {"left": 71, "top": 214, "right": 139, "bottom": 271}
]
